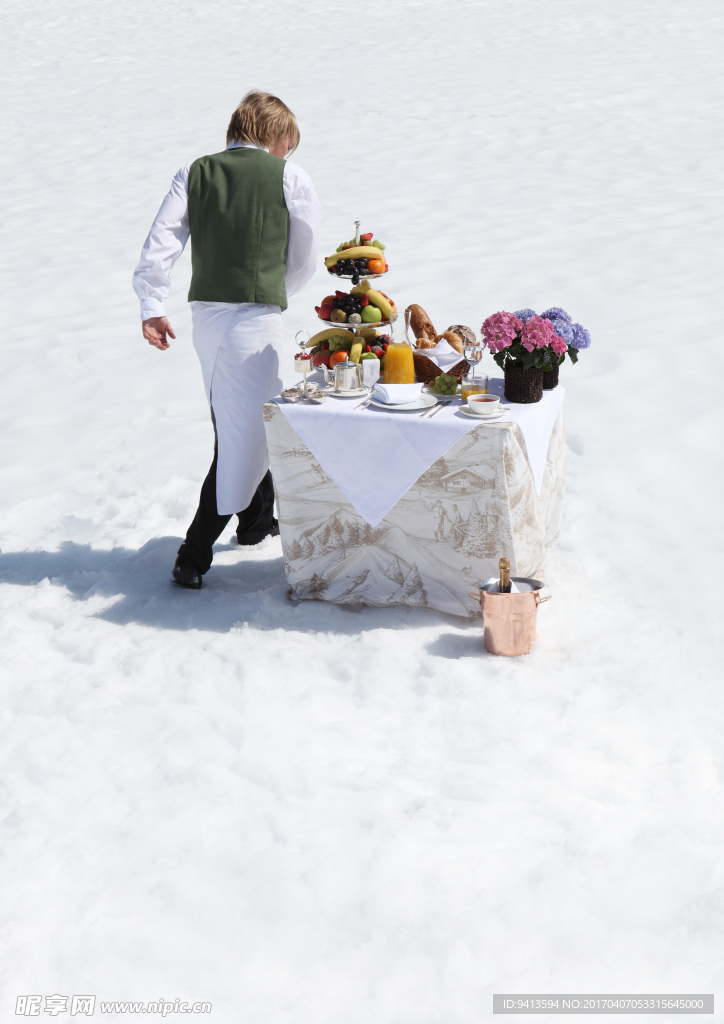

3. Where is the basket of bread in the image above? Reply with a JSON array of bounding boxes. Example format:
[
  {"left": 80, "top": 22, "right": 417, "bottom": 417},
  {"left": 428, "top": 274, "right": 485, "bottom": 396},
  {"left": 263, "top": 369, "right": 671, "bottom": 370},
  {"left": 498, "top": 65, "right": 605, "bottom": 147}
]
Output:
[{"left": 405, "top": 305, "right": 476, "bottom": 384}]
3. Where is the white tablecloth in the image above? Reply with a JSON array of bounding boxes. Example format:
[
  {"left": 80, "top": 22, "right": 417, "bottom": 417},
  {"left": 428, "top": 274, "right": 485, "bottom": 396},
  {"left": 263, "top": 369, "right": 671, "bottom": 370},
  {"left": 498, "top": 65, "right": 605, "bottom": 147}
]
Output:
[
  {"left": 275, "top": 376, "right": 565, "bottom": 526},
  {"left": 263, "top": 398, "right": 566, "bottom": 618}
]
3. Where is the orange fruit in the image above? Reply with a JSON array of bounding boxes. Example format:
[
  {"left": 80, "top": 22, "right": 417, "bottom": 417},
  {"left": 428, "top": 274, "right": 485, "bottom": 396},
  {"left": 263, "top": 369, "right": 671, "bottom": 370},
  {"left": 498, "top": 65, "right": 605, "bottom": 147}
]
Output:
[
  {"left": 367, "top": 259, "right": 385, "bottom": 274},
  {"left": 329, "top": 350, "right": 348, "bottom": 367}
]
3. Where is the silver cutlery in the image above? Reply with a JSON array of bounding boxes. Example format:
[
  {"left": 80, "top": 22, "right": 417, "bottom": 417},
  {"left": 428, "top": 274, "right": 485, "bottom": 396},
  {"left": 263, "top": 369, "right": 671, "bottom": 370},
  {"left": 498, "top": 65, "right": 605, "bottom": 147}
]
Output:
[{"left": 424, "top": 400, "right": 451, "bottom": 419}]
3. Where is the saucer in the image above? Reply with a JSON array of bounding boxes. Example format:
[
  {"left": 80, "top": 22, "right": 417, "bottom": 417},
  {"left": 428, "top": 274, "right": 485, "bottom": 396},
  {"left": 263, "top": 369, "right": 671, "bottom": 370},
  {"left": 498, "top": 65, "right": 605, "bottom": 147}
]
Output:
[
  {"left": 281, "top": 385, "right": 327, "bottom": 404},
  {"left": 459, "top": 404, "right": 510, "bottom": 419}
]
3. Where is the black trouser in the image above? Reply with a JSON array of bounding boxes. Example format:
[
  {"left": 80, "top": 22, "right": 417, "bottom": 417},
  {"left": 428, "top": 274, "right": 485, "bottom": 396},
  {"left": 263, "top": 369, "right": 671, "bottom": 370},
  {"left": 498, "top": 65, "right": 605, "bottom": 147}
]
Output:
[{"left": 177, "top": 446, "right": 276, "bottom": 574}]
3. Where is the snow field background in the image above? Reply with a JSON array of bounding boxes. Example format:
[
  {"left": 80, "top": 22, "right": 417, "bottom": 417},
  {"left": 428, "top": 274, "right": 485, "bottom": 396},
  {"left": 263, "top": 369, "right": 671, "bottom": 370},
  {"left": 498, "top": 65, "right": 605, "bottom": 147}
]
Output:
[{"left": 0, "top": 0, "right": 723, "bottom": 1019}]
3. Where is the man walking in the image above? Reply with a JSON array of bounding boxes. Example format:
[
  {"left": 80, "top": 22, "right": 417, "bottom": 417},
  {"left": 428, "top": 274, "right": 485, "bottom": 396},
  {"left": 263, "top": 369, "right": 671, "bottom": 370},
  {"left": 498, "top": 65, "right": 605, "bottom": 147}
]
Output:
[{"left": 133, "top": 91, "right": 320, "bottom": 588}]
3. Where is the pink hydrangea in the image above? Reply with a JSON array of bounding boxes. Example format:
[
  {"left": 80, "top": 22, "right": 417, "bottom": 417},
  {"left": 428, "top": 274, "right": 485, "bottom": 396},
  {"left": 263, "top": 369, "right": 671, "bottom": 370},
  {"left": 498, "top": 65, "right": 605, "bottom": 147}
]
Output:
[
  {"left": 550, "top": 333, "right": 568, "bottom": 357},
  {"left": 481, "top": 311, "right": 523, "bottom": 354},
  {"left": 520, "top": 315, "right": 559, "bottom": 353}
]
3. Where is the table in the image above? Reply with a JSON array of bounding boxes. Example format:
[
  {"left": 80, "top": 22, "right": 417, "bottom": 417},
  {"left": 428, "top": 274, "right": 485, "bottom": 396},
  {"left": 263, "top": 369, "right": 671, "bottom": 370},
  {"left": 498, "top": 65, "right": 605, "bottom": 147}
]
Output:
[{"left": 263, "top": 382, "right": 565, "bottom": 619}]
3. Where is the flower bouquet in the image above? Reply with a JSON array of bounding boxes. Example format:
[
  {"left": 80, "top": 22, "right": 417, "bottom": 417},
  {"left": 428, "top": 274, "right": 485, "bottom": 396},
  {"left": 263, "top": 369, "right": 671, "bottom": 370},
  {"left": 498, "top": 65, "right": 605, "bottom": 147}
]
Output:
[{"left": 481, "top": 307, "right": 591, "bottom": 401}]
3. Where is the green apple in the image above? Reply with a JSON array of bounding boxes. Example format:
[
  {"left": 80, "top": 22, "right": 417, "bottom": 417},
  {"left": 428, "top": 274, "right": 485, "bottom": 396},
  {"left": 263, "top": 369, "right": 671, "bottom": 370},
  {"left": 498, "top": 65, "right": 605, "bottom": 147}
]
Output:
[{"left": 361, "top": 304, "right": 382, "bottom": 323}]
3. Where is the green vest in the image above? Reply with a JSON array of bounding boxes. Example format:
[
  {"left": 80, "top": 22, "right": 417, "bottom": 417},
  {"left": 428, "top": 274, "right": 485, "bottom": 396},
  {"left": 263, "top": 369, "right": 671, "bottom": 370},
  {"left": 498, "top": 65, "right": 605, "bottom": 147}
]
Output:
[{"left": 187, "top": 147, "right": 289, "bottom": 308}]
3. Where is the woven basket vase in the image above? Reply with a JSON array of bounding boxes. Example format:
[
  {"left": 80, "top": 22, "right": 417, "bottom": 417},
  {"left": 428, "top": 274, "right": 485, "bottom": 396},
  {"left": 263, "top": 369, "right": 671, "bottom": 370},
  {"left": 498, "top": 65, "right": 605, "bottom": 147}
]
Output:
[
  {"left": 413, "top": 352, "right": 469, "bottom": 385},
  {"left": 504, "top": 363, "right": 544, "bottom": 403},
  {"left": 542, "top": 362, "right": 560, "bottom": 390}
]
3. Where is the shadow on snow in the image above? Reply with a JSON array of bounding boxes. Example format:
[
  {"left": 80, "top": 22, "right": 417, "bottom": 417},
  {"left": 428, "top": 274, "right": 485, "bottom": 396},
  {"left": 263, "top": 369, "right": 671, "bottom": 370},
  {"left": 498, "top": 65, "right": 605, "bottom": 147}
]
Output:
[{"left": 0, "top": 537, "right": 478, "bottom": 638}]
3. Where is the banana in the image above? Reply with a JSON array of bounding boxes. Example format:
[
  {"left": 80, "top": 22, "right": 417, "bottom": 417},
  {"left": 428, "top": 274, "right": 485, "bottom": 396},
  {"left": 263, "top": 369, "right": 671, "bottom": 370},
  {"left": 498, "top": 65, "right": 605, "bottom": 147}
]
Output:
[
  {"left": 324, "top": 246, "right": 385, "bottom": 268},
  {"left": 366, "top": 289, "right": 396, "bottom": 319},
  {"left": 350, "top": 279, "right": 372, "bottom": 296},
  {"left": 308, "top": 327, "right": 356, "bottom": 348},
  {"left": 349, "top": 342, "right": 363, "bottom": 364}
]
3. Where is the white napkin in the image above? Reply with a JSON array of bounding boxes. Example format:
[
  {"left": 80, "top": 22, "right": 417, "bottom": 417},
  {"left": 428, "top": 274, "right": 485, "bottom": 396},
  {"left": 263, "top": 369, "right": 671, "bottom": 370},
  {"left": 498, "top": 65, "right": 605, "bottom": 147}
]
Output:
[
  {"left": 361, "top": 358, "right": 381, "bottom": 387},
  {"left": 417, "top": 339, "right": 463, "bottom": 372},
  {"left": 487, "top": 580, "right": 521, "bottom": 593},
  {"left": 372, "top": 383, "right": 423, "bottom": 405}
]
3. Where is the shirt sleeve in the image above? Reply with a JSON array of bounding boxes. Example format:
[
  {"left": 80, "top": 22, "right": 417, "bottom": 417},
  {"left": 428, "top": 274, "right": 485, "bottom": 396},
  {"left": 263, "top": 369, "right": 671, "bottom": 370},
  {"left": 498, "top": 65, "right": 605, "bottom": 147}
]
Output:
[
  {"left": 132, "top": 163, "right": 191, "bottom": 320},
  {"left": 283, "top": 161, "right": 321, "bottom": 298}
]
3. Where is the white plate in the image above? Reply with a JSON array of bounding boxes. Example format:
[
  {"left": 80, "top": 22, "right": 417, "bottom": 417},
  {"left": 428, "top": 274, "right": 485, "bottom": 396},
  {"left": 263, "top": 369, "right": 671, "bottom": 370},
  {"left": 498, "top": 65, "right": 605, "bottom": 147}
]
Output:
[
  {"left": 316, "top": 318, "right": 391, "bottom": 330},
  {"left": 323, "top": 385, "right": 370, "bottom": 398},
  {"left": 324, "top": 272, "right": 387, "bottom": 280},
  {"left": 369, "top": 392, "right": 437, "bottom": 412},
  {"left": 459, "top": 403, "right": 511, "bottom": 419},
  {"left": 423, "top": 384, "right": 462, "bottom": 398}
]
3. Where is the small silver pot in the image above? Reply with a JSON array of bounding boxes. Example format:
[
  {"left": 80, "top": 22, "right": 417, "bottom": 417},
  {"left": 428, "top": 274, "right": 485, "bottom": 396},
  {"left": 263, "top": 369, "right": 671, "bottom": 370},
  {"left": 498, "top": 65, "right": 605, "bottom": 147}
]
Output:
[{"left": 323, "top": 361, "right": 364, "bottom": 391}]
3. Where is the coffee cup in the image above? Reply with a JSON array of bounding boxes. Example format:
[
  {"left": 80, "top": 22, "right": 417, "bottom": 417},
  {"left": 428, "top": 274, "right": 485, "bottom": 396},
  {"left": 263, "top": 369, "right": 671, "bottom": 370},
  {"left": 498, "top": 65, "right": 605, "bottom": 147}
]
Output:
[{"left": 467, "top": 394, "right": 501, "bottom": 416}]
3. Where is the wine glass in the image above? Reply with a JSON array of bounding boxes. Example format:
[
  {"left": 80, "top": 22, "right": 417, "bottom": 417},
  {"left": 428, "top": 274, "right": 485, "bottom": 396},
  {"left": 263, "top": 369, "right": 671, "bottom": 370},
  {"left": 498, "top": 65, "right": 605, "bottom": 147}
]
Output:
[{"left": 464, "top": 337, "right": 483, "bottom": 380}]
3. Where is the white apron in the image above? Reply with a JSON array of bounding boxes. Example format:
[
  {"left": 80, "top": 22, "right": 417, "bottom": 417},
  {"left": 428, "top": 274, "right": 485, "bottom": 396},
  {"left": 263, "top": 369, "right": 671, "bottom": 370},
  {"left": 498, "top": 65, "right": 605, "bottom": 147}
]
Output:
[{"left": 191, "top": 301, "right": 283, "bottom": 515}]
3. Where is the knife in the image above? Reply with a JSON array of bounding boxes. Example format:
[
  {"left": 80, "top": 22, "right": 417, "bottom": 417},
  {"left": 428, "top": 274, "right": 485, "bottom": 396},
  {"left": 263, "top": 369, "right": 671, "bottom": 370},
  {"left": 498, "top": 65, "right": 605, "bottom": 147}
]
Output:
[{"left": 425, "top": 400, "right": 450, "bottom": 418}]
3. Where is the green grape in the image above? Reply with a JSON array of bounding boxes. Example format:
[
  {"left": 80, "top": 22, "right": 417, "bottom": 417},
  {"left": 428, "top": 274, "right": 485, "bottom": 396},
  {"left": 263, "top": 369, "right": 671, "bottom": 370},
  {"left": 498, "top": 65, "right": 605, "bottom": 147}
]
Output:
[
  {"left": 372, "top": 239, "right": 386, "bottom": 250},
  {"left": 434, "top": 372, "right": 458, "bottom": 395}
]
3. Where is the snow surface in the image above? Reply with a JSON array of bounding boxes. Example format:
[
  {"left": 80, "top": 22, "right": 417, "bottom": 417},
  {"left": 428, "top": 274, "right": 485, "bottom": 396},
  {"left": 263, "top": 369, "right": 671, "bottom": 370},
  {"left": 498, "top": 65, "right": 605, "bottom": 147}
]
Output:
[{"left": 1, "top": 0, "right": 723, "bottom": 1020}]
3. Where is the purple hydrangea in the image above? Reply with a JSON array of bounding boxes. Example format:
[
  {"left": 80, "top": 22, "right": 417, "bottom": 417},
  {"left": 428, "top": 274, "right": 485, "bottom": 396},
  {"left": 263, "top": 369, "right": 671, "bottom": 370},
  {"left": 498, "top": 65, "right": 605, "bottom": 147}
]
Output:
[
  {"left": 570, "top": 323, "right": 591, "bottom": 349},
  {"left": 541, "top": 307, "right": 572, "bottom": 324},
  {"left": 549, "top": 318, "right": 574, "bottom": 344},
  {"left": 513, "top": 308, "right": 537, "bottom": 323}
]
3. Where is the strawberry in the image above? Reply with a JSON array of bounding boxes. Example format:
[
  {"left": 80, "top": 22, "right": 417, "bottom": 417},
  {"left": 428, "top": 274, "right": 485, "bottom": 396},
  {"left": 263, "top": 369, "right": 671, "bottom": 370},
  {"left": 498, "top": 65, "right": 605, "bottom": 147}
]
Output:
[
  {"left": 335, "top": 290, "right": 346, "bottom": 299},
  {"left": 360, "top": 294, "right": 369, "bottom": 307},
  {"left": 364, "top": 344, "right": 372, "bottom": 352},
  {"left": 361, "top": 232, "right": 373, "bottom": 242}
]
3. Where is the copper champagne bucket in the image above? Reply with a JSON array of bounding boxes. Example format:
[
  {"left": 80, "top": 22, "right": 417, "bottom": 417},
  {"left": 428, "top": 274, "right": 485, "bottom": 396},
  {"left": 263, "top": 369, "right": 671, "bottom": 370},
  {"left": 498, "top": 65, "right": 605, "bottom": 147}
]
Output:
[{"left": 469, "top": 577, "right": 551, "bottom": 656}]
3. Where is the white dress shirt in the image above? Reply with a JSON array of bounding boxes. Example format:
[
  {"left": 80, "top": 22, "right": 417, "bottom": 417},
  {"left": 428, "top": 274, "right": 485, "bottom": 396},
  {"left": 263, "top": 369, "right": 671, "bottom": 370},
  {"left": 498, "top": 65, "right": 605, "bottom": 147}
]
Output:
[{"left": 132, "top": 141, "right": 321, "bottom": 320}]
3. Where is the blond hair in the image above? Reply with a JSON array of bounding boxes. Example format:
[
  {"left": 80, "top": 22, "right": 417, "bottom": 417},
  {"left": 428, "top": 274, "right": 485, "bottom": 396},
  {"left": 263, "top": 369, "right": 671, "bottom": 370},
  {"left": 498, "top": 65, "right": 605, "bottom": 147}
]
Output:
[{"left": 226, "top": 91, "right": 300, "bottom": 153}]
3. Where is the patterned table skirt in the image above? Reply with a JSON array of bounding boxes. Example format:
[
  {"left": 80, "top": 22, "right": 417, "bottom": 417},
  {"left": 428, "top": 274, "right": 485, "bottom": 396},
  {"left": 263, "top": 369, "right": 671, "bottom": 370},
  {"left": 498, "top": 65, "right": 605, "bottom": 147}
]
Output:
[{"left": 263, "top": 403, "right": 565, "bottom": 619}]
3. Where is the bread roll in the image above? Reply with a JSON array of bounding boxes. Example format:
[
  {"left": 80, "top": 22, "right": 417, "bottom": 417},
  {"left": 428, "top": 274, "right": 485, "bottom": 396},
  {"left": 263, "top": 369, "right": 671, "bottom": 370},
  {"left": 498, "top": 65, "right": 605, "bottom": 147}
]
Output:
[
  {"left": 434, "top": 331, "right": 464, "bottom": 354},
  {"left": 415, "top": 335, "right": 437, "bottom": 350},
  {"left": 446, "top": 324, "right": 476, "bottom": 347},
  {"left": 406, "top": 304, "right": 436, "bottom": 342}
]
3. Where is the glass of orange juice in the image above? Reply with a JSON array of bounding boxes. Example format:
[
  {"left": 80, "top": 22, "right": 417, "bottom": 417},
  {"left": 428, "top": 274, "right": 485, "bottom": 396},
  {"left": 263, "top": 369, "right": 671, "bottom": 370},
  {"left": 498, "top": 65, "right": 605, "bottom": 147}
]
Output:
[{"left": 461, "top": 372, "right": 488, "bottom": 403}]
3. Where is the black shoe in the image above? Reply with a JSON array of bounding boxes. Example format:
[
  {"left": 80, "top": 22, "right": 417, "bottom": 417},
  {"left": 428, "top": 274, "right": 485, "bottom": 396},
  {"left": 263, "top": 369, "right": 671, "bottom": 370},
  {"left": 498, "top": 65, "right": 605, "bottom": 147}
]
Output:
[
  {"left": 236, "top": 518, "right": 280, "bottom": 547},
  {"left": 172, "top": 554, "right": 203, "bottom": 589}
]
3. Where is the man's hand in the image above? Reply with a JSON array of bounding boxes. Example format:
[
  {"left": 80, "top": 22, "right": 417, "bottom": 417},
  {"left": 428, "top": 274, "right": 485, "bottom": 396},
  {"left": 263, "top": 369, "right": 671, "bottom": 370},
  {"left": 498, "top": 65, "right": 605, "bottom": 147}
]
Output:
[{"left": 142, "top": 316, "right": 176, "bottom": 350}]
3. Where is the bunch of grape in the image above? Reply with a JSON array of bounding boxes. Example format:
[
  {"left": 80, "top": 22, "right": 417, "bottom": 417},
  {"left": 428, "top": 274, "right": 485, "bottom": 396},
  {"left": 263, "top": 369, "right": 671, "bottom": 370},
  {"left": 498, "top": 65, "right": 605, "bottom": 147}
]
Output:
[
  {"left": 328, "top": 257, "right": 370, "bottom": 284},
  {"left": 332, "top": 292, "right": 362, "bottom": 317},
  {"left": 433, "top": 373, "right": 458, "bottom": 395}
]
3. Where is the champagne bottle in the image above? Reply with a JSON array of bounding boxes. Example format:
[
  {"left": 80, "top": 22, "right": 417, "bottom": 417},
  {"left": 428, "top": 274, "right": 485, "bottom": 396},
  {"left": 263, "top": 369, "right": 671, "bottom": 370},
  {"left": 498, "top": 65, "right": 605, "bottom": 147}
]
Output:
[{"left": 499, "top": 557, "right": 511, "bottom": 593}]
